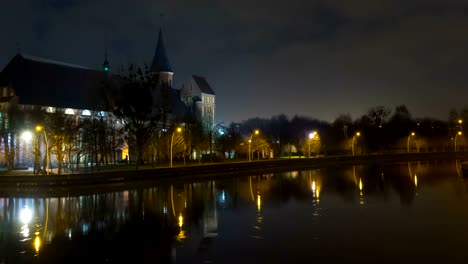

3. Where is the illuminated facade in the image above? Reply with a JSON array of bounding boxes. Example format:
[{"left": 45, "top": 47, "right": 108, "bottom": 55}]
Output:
[
  {"left": 0, "top": 28, "right": 216, "bottom": 167},
  {"left": 180, "top": 75, "right": 216, "bottom": 130}
]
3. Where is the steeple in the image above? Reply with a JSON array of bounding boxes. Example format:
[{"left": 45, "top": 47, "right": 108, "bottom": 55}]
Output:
[
  {"left": 150, "top": 28, "right": 173, "bottom": 86},
  {"left": 102, "top": 48, "right": 110, "bottom": 72}
]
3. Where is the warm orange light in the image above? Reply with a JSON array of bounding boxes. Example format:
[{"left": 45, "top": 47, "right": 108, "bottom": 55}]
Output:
[
  {"left": 34, "top": 236, "right": 41, "bottom": 254},
  {"left": 459, "top": 119, "right": 463, "bottom": 124},
  {"left": 359, "top": 178, "right": 363, "bottom": 191},
  {"left": 178, "top": 214, "right": 183, "bottom": 228},
  {"left": 458, "top": 131, "right": 462, "bottom": 136},
  {"left": 411, "top": 132, "right": 415, "bottom": 136},
  {"left": 356, "top": 132, "right": 361, "bottom": 137},
  {"left": 414, "top": 175, "right": 418, "bottom": 187},
  {"left": 176, "top": 127, "right": 182, "bottom": 133},
  {"left": 254, "top": 129, "right": 259, "bottom": 135},
  {"left": 257, "top": 194, "right": 261, "bottom": 211},
  {"left": 35, "top": 125, "right": 43, "bottom": 132}
]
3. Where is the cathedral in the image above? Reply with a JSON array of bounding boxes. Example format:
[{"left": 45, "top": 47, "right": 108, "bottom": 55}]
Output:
[{"left": 0, "top": 28, "right": 216, "bottom": 167}]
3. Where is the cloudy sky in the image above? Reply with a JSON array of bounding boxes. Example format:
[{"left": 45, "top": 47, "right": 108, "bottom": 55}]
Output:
[{"left": 1, "top": 0, "right": 468, "bottom": 123}]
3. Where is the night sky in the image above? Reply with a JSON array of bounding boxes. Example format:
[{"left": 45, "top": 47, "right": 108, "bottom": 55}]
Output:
[{"left": 2, "top": 0, "right": 468, "bottom": 123}]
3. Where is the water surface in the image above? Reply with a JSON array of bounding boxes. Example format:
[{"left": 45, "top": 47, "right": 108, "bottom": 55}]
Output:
[{"left": 1, "top": 160, "right": 467, "bottom": 263}]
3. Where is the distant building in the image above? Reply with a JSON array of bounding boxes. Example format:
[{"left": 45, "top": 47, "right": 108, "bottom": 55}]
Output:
[{"left": 180, "top": 75, "right": 216, "bottom": 130}]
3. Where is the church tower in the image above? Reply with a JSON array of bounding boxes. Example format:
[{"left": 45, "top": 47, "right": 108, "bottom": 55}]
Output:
[
  {"left": 150, "top": 28, "right": 173, "bottom": 86},
  {"left": 102, "top": 48, "right": 110, "bottom": 72}
]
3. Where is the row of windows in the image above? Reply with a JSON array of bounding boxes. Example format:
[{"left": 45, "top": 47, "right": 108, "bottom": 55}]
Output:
[
  {"left": 1, "top": 87, "right": 14, "bottom": 98},
  {"left": 203, "top": 105, "right": 215, "bottom": 116},
  {"left": 202, "top": 96, "right": 215, "bottom": 104},
  {"left": 45, "top": 106, "right": 106, "bottom": 117}
]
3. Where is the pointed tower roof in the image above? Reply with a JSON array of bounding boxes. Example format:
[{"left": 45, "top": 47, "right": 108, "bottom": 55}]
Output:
[{"left": 150, "top": 28, "right": 173, "bottom": 73}]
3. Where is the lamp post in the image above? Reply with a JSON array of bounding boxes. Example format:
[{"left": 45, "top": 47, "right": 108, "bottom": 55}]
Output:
[
  {"left": 455, "top": 131, "right": 462, "bottom": 152},
  {"left": 35, "top": 126, "right": 50, "bottom": 174},
  {"left": 248, "top": 129, "right": 259, "bottom": 162},
  {"left": 352, "top": 132, "right": 360, "bottom": 156},
  {"left": 170, "top": 127, "right": 182, "bottom": 168},
  {"left": 407, "top": 132, "right": 415, "bottom": 153},
  {"left": 308, "top": 131, "right": 317, "bottom": 158}
]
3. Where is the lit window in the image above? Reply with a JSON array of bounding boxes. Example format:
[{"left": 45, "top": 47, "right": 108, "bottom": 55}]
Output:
[
  {"left": 46, "top": 107, "right": 56, "bottom": 113},
  {"left": 82, "top": 110, "right": 91, "bottom": 116},
  {"left": 65, "top": 108, "right": 75, "bottom": 115}
]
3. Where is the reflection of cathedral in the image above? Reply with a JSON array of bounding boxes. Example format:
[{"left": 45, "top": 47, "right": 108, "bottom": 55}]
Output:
[{"left": 0, "top": 163, "right": 448, "bottom": 261}]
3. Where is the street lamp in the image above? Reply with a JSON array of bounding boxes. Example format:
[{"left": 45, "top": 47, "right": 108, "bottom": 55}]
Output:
[
  {"left": 170, "top": 127, "right": 182, "bottom": 168},
  {"left": 455, "top": 131, "right": 462, "bottom": 152},
  {"left": 35, "top": 126, "right": 50, "bottom": 174},
  {"left": 352, "top": 132, "right": 360, "bottom": 156},
  {"left": 308, "top": 131, "right": 317, "bottom": 158},
  {"left": 248, "top": 129, "right": 259, "bottom": 162},
  {"left": 407, "top": 132, "right": 415, "bottom": 153}
]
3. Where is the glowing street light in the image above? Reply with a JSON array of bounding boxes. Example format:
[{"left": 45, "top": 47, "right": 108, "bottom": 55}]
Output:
[
  {"left": 455, "top": 131, "right": 462, "bottom": 152},
  {"left": 308, "top": 131, "right": 317, "bottom": 158},
  {"left": 170, "top": 127, "right": 182, "bottom": 168},
  {"left": 407, "top": 132, "right": 415, "bottom": 153},
  {"left": 36, "top": 125, "right": 50, "bottom": 174},
  {"left": 248, "top": 129, "right": 259, "bottom": 162},
  {"left": 352, "top": 132, "right": 360, "bottom": 156},
  {"left": 21, "top": 131, "right": 33, "bottom": 142}
]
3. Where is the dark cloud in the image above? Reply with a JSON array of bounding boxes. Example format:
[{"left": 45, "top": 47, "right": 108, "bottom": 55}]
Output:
[{"left": 2, "top": 0, "right": 468, "bottom": 122}]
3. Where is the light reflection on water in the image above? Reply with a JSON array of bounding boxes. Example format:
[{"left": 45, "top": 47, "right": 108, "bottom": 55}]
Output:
[{"left": 0, "top": 160, "right": 467, "bottom": 263}]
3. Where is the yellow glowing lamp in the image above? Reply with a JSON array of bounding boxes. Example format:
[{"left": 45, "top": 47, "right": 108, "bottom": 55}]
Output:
[
  {"left": 356, "top": 132, "right": 361, "bottom": 137},
  {"left": 35, "top": 125, "right": 44, "bottom": 132},
  {"left": 257, "top": 194, "right": 261, "bottom": 211},
  {"left": 34, "top": 236, "right": 41, "bottom": 253},
  {"left": 178, "top": 214, "right": 183, "bottom": 228},
  {"left": 177, "top": 127, "right": 182, "bottom": 133},
  {"left": 458, "top": 131, "right": 462, "bottom": 136},
  {"left": 411, "top": 132, "right": 415, "bottom": 136},
  {"left": 254, "top": 129, "right": 259, "bottom": 135}
]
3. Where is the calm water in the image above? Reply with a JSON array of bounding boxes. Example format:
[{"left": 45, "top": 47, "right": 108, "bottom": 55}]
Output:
[{"left": 1, "top": 160, "right": 468, "bottom": 263}]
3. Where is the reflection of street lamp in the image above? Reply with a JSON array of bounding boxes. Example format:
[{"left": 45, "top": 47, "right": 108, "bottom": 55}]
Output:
[
  {"left": 308, "top": 131, "right": 317, "bottom": 158},
  {"left": 407, "top": 132, "right": 415, "bottom": 153},
  {"left": 248, "top": 129, "right": 259, "bottom": 162},
  {"left": 352, "top": 132, "right": 360, "bottom": 156},
  {"left": 35, "top": 126, "right": 50, "bottom": 174},
  {"left": 170, "top": 127, "right": 182, "bottom": 168},
  {"left": 455, "top": 131, "right": 462, "bottom": 152}
]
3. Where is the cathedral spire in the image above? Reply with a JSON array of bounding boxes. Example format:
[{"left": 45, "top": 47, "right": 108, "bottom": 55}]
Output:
[
  {"left": 150, "top": 28, "right": 173, "bottom": 73},
  {"left": 102, "top": 48, "right": 110, "bottom": 72}
]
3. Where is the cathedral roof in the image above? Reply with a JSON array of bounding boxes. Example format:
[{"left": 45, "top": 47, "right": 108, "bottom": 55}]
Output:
[
  {"left": 0, "top": 54, "right": 111, "bottom": 110},
  {"left": 150, "top": 28, "right": 173, "bottom": 73},
  {"left": 192, "top": 75, "right": 215, "bottom": 95}
]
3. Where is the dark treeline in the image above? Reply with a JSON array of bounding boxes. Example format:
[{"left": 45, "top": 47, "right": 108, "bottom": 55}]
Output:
[{"left": 220, "top": 105, "right": 467, "bottom": 158}]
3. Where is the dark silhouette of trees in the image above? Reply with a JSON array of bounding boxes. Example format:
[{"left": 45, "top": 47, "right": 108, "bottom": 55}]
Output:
[{"left": 109, "top": 65, "right": 162, "bottom": 168}]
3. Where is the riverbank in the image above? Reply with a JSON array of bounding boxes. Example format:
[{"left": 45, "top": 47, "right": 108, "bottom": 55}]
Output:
[{"left": 1, "top": 152, "right": 468, "bottom": 196}]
